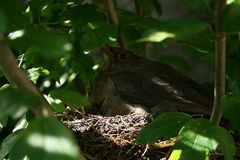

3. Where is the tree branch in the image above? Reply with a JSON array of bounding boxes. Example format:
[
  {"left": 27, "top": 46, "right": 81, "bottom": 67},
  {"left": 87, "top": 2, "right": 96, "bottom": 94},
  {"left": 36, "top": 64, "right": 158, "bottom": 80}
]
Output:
[
  {"left": 0, "top": 33, "right": 52, "bottom": 116},
  {"left": 210, "top": 0, "right": 227, "bottom": 125},
  {"left": 105, "top": 0, "right": 126, "bottom": 48}
]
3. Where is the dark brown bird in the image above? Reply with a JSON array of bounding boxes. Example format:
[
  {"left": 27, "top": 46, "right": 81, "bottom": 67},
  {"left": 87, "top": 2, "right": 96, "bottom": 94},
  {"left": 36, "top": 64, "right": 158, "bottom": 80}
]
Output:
[{"left": 90, "top": 46, "right": 213, "bottom": 116}]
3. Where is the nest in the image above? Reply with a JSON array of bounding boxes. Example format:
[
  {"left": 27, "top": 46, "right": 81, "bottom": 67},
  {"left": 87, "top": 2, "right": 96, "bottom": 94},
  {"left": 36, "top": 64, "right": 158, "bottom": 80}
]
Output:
[
  {"left": 59, "top": 109, "right": 168, "bottom": 160},
  {"left": 58, "top": 108, "right": 240, "bottom": 160}
]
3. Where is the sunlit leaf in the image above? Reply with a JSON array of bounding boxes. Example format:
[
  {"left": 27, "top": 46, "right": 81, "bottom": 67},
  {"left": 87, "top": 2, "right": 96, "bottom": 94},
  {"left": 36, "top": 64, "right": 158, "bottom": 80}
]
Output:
[
  {"left": 0, "top": 87, "right": 40, "bottom": 119},
  {"left": 227, "top": 0, "right": 240, "bottom": 5},
  {"left": 24, "top": 48, "right": 63, "bottom": 80},
  {"left": 130, "top": 18, "right": 209, "bottom": 42},
  {"left": 137, "top": 30, "right": 175, "bottom": 42},
  {"left": 136, "top": 112, "right": 193, "bottom": 144},
  {"left": 27, "top": 67, "right": 50, "bottom": 83},
  {"left": 172, "top": 119, "right": 235, "bottom": 160},
  {"left": 172, "top": 119, "right": 217, "bottom": 159},
  {"left": 44, "top": 95, "right": 66, "bottom": 112},
  {"left": 223, "top": 3, "right": 240, "bottom": 33},
  {"left": 8, "top": 28, "right": 71, "bottom": 58},
  {"left": 13, "top": 115, "right": 29, "bottom": 132},
  {"left": 9, "top": 117, "right": 79, "bottom": 160},
  {"left": 121, "top": 15, "right": 208, "bottom": 37},
  {"left": 50, "top": 89, "right": 90, "bottom": 108},
  {"left": 221, "top": 95, "right": 240, "bottom": 132},
  {"left": 80, "top": 23, "right": 117, "bottom": 51}
]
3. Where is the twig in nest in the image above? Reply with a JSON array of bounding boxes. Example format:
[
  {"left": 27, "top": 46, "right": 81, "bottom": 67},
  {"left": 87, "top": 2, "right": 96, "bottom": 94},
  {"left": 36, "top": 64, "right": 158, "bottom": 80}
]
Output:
[{"left": 141, "top": 144, "right": 149, "bottom": 157}]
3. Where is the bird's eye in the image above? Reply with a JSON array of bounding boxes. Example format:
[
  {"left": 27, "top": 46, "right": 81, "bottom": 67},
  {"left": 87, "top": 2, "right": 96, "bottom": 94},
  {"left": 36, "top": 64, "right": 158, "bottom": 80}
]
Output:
[{"left": 119, "top": 53, "right": 128, "bottom": 60}]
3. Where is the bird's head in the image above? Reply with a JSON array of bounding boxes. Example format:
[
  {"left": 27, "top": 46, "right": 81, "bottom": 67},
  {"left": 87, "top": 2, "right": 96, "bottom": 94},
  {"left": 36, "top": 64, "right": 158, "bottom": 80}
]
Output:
[{"left": 102, "top": 46, "right": 140, "bottom": 72}]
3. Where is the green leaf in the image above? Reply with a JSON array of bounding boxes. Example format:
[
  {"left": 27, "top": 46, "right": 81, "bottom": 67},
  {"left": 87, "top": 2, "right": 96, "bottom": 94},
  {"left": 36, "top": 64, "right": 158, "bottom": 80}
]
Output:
[
  {"left": 0, "top": 10, "right": 6, "bottom": 32},
  {"left": 214, "top": 126, "right": 236, "bottom": 160},
  {"left": 136, "top": 112, "right": 193, "bottom": 144},
  {"left": 221, "top": 95, "right": 240, "bottom": 132},
  {"left": 27, "top": 67, "right": 50, "bottom": 83},
  {"left": 122, "top": 16, "right": 208, "bottom": 37},
  {"left": 121, "top": 26, "right": 147, "bottom": 54},
  {"left": 24, "top": 48, "right": 63, "bottom": 79},
  {"left": 0, "top": 130, "right": 24, "bottom": 159},
  {"left": 9, "top": 117, "right": 79, "bottom": 160},
  {"left": 158, "top": 55, "right": 191, "bottom": 73},
  {"left": 236, "top": 0, "right": 240, "bottom": 5},
  {"left": 70, "top": 54, "right": 95, "bottom": 84},
  {"left": 171, "top": 119, "right": 236, "bottom": 160},
  {"left": 44, "top": 95, "right": 66, "bottom": 112},
  {"left": 128, "top": 18, "right": 209, "bottom": 42},
  {"left": 29, "top": 0, "right": 54, "bottom": 16},
  {"left": 0, "top": 87, "right": 40, "bottom": 119},
  {"left": 172, "top": 119, "right": 218, "bottom": 160},
  {"left": 179, "top": 0, "right": 211, "bottom": 10},
  {"left": 0, "top": 0, "right": 29, "bottom": 31},
  {"left": 80, "top": 23, "right": 117, "bottom": 51},
  {"left": 50, "top": 89, "right": 90, "bottom": 108},
  {"left": 226, "top": 58, "right": 240, "bottom": 93},
  {"left": 0, "top": 116, "right": 8, "bottom": 133},
  {"left": 8, "top": 28, "right": 72, "bottom": 58},
  {"left": 158, "top": 20, "right": 209, "bottom": 40},
  {"left": 62, "top": 3, "right": 105, "bottom": 26},
  {"left": 223, "top": 3, "right": 240, "bottom": 33},
  {"left": 13, "top": 115, "right": 29, "bottom": 132},
  {"left": 137, "top": 30, "right": 175, "bottom": 42},
  {"left": 180, "top": 35, "right": 215, "bottom": 55},
  {"left": 121, "top": 14, "right": 211, "bottom": 51}
]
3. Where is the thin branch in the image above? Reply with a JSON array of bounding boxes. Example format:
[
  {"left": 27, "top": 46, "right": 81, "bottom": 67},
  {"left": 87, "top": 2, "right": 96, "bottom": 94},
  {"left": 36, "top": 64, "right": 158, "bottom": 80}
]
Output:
[
  {"left": 134, "top": 0, "right": 144, "bottom": 17},
  {"left": 0, "top": 33, "right": 52, "bottom": 116},
  {"left": 210, "top": 0, "right": 227, "bottom": 125},
  {"left": 105, "top": 0, "right": 125, "bottom": 48}
]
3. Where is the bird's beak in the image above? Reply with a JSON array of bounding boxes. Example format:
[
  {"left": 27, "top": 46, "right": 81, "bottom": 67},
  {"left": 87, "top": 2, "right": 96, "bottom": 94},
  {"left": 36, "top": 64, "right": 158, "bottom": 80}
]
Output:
[
  {"left": 103, "top": 45, "right": 114, "bottom": 58},
  {"left": 102, "top": 46, "right": 114, "bottom": 64}
]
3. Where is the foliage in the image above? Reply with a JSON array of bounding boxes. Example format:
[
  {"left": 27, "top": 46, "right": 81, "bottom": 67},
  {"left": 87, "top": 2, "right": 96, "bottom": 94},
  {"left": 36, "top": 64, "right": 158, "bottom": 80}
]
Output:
[
  {"left": 0, "top": 0, "right": 240, "bottom": 159},
  {"left": 137, "top": 114, "right": 236, "bottom": 160}
]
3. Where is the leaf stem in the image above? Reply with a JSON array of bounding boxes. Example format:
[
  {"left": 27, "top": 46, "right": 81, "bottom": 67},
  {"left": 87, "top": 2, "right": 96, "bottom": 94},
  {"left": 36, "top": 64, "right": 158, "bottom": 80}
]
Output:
[{"left": 210, "top": 0, "right": 227, "bottom": 125}]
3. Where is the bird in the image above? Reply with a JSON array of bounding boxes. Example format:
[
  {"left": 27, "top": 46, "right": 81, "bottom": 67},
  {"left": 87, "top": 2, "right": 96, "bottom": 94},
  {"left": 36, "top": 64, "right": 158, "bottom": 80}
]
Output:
[{"left": 89, "top": 46, "right": 213, "bottom": 116}]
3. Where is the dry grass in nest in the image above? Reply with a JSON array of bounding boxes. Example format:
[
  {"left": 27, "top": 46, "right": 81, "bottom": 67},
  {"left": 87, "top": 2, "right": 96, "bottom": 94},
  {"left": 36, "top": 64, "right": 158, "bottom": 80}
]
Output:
[
  {"left": 58, "top": 108, "right": 168, "bottom": 160},
  {"left": 57, "top": 108, "right": 240, "bottom": 160}
]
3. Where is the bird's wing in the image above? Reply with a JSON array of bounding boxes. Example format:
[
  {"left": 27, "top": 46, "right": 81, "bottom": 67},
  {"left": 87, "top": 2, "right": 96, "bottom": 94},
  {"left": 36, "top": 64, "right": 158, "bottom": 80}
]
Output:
[
  {"left": 111, "top": 69, "right": 212, "bottom": 115},
  {"left": 133, "top": 60, "right": 213, "bottom": 106}
]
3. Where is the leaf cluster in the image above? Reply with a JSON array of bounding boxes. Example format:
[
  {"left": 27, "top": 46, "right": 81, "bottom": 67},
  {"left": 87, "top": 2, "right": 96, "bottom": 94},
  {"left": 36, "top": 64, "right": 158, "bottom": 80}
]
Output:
[{"left": 1, "top": 0, "right": 240, "bottom": 159}]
